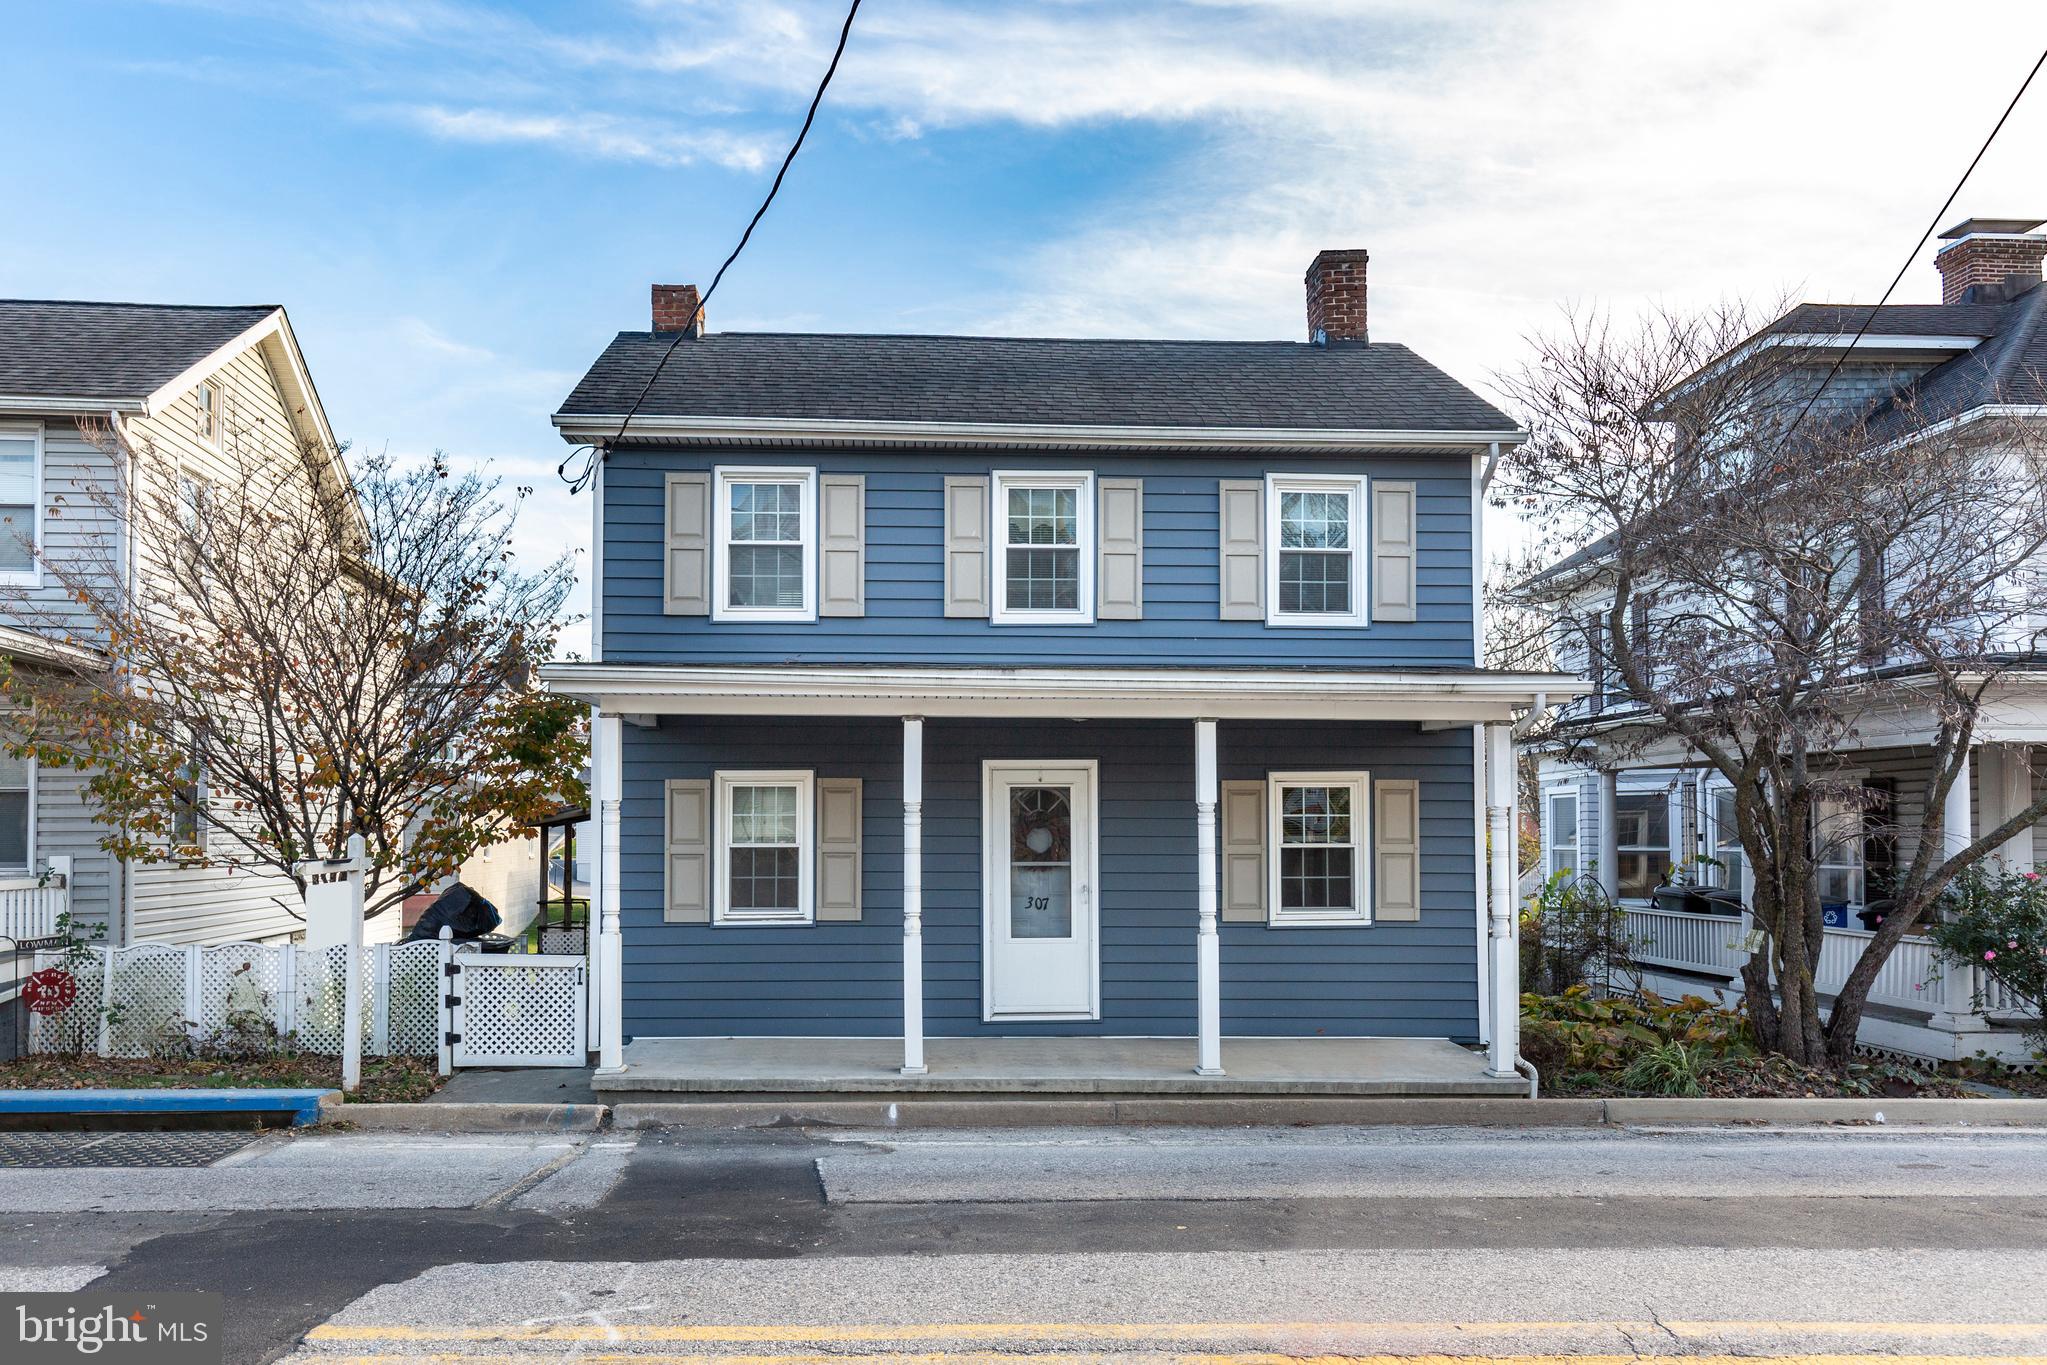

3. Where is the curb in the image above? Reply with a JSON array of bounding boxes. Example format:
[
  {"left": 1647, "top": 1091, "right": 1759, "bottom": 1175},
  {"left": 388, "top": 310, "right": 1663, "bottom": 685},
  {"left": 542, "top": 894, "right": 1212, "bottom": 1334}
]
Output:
[
  {"left": 1602, "top": 1096, "right": 2047, "bottom": 1126},
  {"left": 608, "top": 1097, "right": 1611, "bottom": 1129},
  {"left": 319, "top": 1100, "right": 609, "bottom": 1133}
]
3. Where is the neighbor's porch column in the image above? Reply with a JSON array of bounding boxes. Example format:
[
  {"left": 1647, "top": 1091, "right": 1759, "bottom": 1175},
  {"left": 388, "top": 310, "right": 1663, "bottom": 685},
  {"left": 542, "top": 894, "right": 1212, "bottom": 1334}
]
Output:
[
  {"left": 901, "top": 716, "right": 927, "bottom": 1076},
  {"left": 1944, "top": 743, "right": 1975, "bottom": 862},
  {"left": 1596, "top": 767, "right": 1620, "bottom": 898},
  {"left": 1485, "top": 724, "right": 1520, "bottom": 1078},
  {"left": 594, "top": 710, "right": 625, "bottom": 1073},
  {"left": 1194, "top": 717, "right": 1224, "bottom": 1077},
  {"left": 1982, "top": 743, "right": 2035, "bottom": 869}
]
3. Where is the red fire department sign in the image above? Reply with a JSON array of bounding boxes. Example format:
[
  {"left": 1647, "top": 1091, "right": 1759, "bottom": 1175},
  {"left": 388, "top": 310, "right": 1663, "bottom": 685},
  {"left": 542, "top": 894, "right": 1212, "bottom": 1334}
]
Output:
[{"left": 21, "top": 966, "right": 78, "bottom": 1016}]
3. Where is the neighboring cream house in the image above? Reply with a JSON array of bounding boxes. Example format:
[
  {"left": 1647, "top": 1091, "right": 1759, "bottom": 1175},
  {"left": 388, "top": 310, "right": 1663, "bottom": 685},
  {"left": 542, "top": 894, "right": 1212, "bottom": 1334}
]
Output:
[{"left": 0, "top": 300, "right": 374, "bottom": 947}]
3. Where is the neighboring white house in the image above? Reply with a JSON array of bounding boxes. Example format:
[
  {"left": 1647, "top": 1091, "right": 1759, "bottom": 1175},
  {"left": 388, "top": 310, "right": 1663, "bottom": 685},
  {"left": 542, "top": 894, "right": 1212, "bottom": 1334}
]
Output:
[
  {"left": 0, "top": 300, "right": 381, "bottom": 948},
  {"left": 1523, "top": 218, "right": 2047, "bottom": 1063}
]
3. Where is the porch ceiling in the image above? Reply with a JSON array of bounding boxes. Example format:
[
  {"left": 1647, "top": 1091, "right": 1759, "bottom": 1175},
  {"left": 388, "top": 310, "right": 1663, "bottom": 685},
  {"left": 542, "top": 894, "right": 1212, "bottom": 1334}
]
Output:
[
  {"left": 540, "top": 663, "right": 1586, "bottom": 723},
  {"left": 592, "top": 1035, "right": 1527, "bottom": 1096}
]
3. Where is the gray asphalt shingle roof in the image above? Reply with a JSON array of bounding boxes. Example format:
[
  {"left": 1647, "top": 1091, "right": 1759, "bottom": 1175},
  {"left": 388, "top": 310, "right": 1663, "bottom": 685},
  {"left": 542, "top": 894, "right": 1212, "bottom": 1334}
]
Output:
[
  {"left": 0, "top": 300, "right": 277, "bottom": 403},
  {"left": 556, "top": 331, "right": 1520, "bottom": 434}
]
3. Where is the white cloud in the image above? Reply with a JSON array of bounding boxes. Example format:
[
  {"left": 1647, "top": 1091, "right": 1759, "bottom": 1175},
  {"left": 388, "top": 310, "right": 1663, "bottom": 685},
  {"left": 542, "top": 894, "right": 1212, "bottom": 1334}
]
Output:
[{"left": 394, "top": 104, "right": 774, "bottom": 171}]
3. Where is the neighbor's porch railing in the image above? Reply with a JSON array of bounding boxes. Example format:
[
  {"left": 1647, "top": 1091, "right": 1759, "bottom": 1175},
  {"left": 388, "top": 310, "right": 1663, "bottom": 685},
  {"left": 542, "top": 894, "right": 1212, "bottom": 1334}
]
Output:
[
  {"left": 1619, "top": 904, "right": 2036, "bottom": 1021},
  {"left": 0, "top": 858, "right": 70, "bottom": 943}
]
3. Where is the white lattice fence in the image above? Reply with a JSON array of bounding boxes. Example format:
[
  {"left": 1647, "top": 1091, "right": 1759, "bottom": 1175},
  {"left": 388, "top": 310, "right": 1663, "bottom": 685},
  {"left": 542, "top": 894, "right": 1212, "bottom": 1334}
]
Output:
[
  {"left": 381, "top": 942, "right": 443, "bottom": 1056},
  {"left": 105, "top": 944, "right": 188, "bottom": 1058},
  {"left": 26, "top": 950, "right": 104, "bottom": 1054},
  {"left": 451, "top": 951, "right": 587, "bottom": 1067}
]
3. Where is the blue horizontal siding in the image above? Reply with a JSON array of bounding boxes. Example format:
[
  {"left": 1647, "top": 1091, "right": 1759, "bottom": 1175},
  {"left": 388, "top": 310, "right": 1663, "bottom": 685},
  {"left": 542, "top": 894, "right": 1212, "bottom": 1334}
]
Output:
[
  {"left": 618, "top": 717, "right": 1479, "bottom": 1041},
  {"left": 601, "top": 449, "right": 1477, "bottom": 666}
]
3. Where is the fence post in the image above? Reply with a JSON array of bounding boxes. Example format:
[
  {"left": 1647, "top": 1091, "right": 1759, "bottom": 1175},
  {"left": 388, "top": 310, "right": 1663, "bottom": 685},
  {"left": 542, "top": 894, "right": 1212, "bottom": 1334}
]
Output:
[
  {"left": 436, "top": 926, "right": 454, "bottom": 1077},
  {"left": 184, "top": 945, "right": 203, "bottom": 1044},
  {"left": 276, "top": 945, "right": 297, "bottom": 1040},
  {"left": 370, "top": 945, "right": 391, "bottom": 1057},
  {"left": 96, "top": 947, "right": 115, "bottom": 1058}
]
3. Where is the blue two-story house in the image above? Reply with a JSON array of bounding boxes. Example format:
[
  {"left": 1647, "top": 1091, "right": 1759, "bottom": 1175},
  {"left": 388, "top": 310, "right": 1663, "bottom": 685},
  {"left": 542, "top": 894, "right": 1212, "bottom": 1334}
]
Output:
[{"left": 541, "top": 251, "right": 1580, "bottom": 1096}]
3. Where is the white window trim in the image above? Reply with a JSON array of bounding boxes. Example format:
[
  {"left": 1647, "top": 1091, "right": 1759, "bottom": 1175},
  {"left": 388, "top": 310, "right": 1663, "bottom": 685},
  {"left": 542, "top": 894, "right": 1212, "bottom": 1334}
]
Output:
[
  {"left": 1264, "top": 472, "right": 1367, "bottom": 628},
  {"left": 1542, "top": 782, "right": 1580, "bottom": 882},
  {"left": 990, "top": 469, "right": 1096, "bottom": 625},
  {"left": 711, "top": 466, "right": 818, "bottom": 623},
  {"left": 1266, "top": 770, "right": 1370, "bottom": 927},
  {"left": 712, "top": 769, "right": 815, "bottom": 926},
  {"left": 0, "top": 421, "right": 45, "bottom": 589},
  {"left": 194, "top": 378, "right": 222, "bottom": 444}
]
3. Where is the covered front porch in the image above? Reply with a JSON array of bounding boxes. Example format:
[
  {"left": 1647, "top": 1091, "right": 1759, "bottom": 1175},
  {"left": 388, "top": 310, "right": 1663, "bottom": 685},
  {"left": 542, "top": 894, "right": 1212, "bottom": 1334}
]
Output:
[{"left": 593, "top": 1034, "right": 1526, "bottom": 1096}]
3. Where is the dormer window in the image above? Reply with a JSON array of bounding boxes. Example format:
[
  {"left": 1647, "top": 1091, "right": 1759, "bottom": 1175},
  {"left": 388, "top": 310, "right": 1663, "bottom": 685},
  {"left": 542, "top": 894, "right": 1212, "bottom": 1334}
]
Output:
[
  {"left": 712, "top": 466, "right": 816, "bottom": 622},
  {"left": 194, "top": 379, "right": 220, "bottom": 443},
  {"left": 991, "top": 470, "right": 1094, "bottom": 625}
]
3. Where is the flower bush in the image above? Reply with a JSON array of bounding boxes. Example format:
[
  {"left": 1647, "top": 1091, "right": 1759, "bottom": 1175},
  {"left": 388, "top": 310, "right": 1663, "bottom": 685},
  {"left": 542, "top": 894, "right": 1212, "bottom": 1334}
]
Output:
[{"left": 1927, "top": 865, "right": 2047, "bottom": 1056}]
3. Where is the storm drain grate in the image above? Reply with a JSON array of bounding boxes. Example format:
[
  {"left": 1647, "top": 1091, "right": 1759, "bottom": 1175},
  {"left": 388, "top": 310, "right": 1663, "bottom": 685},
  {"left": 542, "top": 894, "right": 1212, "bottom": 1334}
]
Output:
[{"left": 0, "top": 1131, "right": 259, "bottom": 1168}]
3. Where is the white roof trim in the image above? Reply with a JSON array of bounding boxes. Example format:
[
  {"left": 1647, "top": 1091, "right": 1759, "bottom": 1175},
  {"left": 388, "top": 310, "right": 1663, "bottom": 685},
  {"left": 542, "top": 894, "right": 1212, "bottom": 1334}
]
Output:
[
  {"left": 1766, "top": 333, "right": 1983, "bottom": 352},
  {"left": 0, "top": 396, "right": 148, "bottom": 416},
  {"left": 0, "top": 623, "right": 107, "bottom": 671},
  {"left": 539, "top": 662, "right": 1586, "bottom": 722},
  {"left": 553, "top": 412, "right": 1528, "bottom": 451},
  {"left": 139, "top": 309, "right": 338, "bottom": 454}
]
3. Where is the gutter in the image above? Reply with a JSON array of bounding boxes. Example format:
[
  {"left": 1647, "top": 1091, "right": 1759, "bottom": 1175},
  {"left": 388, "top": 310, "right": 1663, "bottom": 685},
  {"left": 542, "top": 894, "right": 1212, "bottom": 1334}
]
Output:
[{"left": 552, "top": 412, "right": 1530, "bottom": 452}]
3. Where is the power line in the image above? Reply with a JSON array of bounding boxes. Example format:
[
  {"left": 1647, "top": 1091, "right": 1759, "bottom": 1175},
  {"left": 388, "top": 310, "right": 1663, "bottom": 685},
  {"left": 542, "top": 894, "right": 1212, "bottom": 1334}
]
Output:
[
  {"left": 1776, "top": 44, "right": 2047, "bottom": 449},
  {"left": 560, "top": 0, "right": 864, "bottom": 493}
]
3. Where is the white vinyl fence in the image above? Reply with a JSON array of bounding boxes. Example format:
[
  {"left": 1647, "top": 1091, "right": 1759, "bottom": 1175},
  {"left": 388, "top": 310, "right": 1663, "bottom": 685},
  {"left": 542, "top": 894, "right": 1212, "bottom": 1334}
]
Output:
[{"left": 28, "top": 940, "right": 448, "bottom": 1060}]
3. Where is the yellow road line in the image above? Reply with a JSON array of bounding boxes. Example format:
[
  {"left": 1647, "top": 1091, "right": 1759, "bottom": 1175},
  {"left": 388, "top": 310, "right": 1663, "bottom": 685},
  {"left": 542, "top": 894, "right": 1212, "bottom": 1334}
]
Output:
[
  {"left": 311, "top": 1354, "right": 2047, "bottom": 1365},
  {"left": 305, "top": 1320, "right": 2047, "bottom": 1345}
]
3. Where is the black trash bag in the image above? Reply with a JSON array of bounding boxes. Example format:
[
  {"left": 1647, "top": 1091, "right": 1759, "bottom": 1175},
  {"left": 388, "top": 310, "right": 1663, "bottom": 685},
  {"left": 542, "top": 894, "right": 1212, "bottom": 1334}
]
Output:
[{"left": 404, "top": 883, "right": 502, "bottom": 942}]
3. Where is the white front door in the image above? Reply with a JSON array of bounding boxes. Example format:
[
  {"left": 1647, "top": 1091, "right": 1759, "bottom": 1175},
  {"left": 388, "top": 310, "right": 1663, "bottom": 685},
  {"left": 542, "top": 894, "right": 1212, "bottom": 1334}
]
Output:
[{"left": 984, "top": 762, "right": 1099, "bottom": 1021}]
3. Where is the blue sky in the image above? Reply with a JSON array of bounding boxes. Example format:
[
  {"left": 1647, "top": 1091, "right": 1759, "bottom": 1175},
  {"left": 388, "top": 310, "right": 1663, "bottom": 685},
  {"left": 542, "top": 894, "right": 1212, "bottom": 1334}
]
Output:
[{"left": 5, "top": 1, "right": 2047, "bottom": 650}]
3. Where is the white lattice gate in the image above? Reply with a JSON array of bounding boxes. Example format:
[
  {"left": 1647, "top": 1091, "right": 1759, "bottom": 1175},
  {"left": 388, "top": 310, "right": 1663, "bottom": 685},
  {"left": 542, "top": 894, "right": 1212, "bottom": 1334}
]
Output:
[{"left": 448, "top": 951, "right": 588, "bottom": 1067}]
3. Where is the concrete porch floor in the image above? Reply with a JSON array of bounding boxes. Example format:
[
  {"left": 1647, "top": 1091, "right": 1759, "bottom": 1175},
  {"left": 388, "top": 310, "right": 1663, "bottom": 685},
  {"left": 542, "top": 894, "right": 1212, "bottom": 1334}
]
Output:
[{"left": 592, "top": 1036, "right": 1526, "bottom": 1097}]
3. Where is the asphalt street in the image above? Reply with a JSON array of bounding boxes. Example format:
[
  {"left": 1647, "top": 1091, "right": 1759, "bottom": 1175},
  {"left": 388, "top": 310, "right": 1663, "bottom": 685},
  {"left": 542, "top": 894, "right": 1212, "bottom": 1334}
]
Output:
[{"left": 1, "top": 1121, "right": 2044, "bottom": 1364}]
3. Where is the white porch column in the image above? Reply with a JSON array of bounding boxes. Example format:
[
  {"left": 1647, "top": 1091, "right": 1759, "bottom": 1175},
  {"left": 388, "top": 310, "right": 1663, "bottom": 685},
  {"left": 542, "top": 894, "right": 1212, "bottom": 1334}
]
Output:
[
  {"left": 595, "top": 711, "right": 625, "bottom": 1073},
  {"left": 1596, "top": 768, "right": 1620, "bottom": 899},
  {"left": 1194, "top": 718, "right": 1224, "bottom": 1077},
  {"left": 901, "top": 716, "right": 927, "bottom": 1076},
  {"left": 1484, "top": 724, "right": 1520, "bottom": 1078},
  {"left": 1944, "top": 744, "right": 1974, "bottom": 863}
]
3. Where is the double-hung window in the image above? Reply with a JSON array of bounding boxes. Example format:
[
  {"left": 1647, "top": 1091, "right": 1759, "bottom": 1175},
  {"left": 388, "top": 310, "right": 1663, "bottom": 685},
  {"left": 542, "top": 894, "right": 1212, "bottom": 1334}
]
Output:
[
  {"left": 0, "top": 424, "right": 38, "bottom": 582},
  {"left": 194, "top": 379, "right": 221, "bottom": 444},
  {"left": 1266, "top": 474, "right": 1364, "bottom": 626},
  {"left": 1544, "top": 789, "right": 1579, "bottom": 881},
  {"left": 714, "top": 770, "right": 813, "bottom": 925},
  {"left": 1267, "top": 772, "right": 1369, "bottom": 925},
  {"left": 992, "top": 471, "right": 1093, "bottom": 624},
  {"left": 1812, "top": 789, "right": 1866, "bottom": 910},
  {"left": 712, "top": 467, "right": 816, "bottom": 622},
  {"left": 0, "top": 751, "right": 30, "bottom": 871},
  {"left": 1613, "top": 789, "right": 1671, "bottom": 901}
]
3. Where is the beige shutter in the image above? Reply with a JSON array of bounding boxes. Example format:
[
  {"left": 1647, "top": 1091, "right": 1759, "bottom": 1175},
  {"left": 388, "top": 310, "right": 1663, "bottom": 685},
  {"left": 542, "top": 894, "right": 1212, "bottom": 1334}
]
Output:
[
  {"left": 663, "top": 473, "right": 712, "bottom": 616},
  {"left": 943, "top": 475, "right": 990, "bottom": 618},
  {"left": 1371, "top": 479, "right": 1417, "bottom": 623},
  {"left": 1097, "top": 477, "right": 1143, "bottom": 620},
  {"left": 815, "top": 777, "right": 863, "bottom": 921},
  {"left": 1220, "top": 779, "right": 1267, "bottom": 922},
  {"left": 1217, "top": 480, "right": 1264, "bottom": 620},
  {"left": 664, "top": 778, "right": 712, "bottom": 923},
  {"left": 1374, "top": 777, "right": 1421, "bottom": 922},
  {"left": 819, "top": 474, "right": 866, "bottom": 617}
]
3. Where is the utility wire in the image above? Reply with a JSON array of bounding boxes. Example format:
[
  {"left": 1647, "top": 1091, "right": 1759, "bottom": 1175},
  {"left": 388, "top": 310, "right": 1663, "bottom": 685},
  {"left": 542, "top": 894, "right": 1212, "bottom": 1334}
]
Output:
[
  {"left": 560, "top": 0, "right": 864, "bottom": 493},
  {"left": 1775, "top": 44, "right": 2047, "bottom": 450}
]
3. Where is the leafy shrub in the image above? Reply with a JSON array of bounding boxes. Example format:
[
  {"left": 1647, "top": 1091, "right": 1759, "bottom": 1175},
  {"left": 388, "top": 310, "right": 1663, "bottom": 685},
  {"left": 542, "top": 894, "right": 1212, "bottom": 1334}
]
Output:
[
  {"left": 1927, "top": 865, "right": 2047, "bottom": 1056},
  {"left": 1521, "top": 986, "right": 1751, "bottom": 1080},
  {"left": 1519, "top": 872, "right": 1639, "bottom": 995}
]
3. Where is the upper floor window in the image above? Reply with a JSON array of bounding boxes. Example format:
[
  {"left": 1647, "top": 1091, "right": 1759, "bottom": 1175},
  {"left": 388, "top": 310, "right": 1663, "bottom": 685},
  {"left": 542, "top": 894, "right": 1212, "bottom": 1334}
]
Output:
[
  {"left": 712, "top": 467, "right": 816, "bottom": 623},
  {"left": 0, "top": 425, "right": 38, "bottom": 581},
  {"left": 1266, "top": 474, "right": 1364, "bottom": 626},
  {"left": 194, "top": 379, "right": 221, "bottom": 444},
  {"left": 992, "top": 470, "right": 1094, "bottom": 624}
]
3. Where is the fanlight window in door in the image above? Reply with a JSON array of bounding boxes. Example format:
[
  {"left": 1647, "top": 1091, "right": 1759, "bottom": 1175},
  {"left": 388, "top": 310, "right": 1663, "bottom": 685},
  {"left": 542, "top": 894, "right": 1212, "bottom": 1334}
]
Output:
[{"left": 1008, "top": 785, "right": 1073, "bottom": 939}]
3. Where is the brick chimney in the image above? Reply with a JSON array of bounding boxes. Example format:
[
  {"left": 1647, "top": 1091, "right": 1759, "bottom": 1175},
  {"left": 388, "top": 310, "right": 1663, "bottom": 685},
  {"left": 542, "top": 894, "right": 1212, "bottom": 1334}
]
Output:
[
  {"left": 1934, "top": 218, "right": 2047, "bottom": 304},
  {"left": 1305, "top": 249, "right": 1369, "bottom": 343},
  {"left": 652, "top": 283, "right": 704, "bottom": 335}
]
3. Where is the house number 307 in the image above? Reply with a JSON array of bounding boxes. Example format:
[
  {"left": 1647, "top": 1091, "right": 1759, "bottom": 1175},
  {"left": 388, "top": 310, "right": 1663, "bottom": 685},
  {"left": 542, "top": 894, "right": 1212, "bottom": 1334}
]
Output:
[{"left": 1024, "top": 895, "right": 1051, "bottom": 912}]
